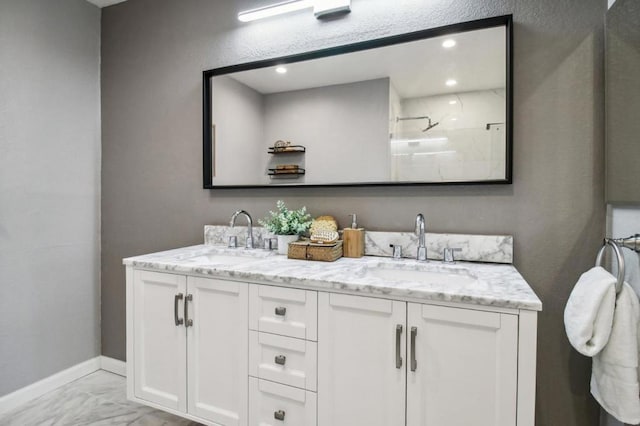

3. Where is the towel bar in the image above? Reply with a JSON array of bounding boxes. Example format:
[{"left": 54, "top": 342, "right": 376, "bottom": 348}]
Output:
[
  {"left": 612, "top": 234, "right": 640, "bottom": 253},
  {"left": 595, "top": 239, "right": 625, "bottom": 294}
]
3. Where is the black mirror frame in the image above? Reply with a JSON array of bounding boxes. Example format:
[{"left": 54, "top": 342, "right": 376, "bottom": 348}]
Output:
[{"left": 203, "top": 14, "right": 513, "bottom": 189}]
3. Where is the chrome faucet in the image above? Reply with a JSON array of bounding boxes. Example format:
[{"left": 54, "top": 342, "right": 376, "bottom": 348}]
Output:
[
  {"left": 230, "top": 210, "right": 254, "bottom": 249},
  {"left": 415, "top": 213, "right": 427, "bottom": 261}
]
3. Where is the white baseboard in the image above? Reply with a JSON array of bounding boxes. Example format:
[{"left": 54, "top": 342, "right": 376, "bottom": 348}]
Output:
[
  {"left": 100, "top": 356, "right": 126, "bottom": 377},
  {"left": 0, "top": 357, "right": 101, "bottom": 415}
]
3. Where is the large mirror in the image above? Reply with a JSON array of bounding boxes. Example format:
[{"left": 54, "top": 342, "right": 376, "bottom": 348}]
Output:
[
  {"left": 203, "top": 16, "right": 512, "bottom": 188},
  {"left": 606, "top": 0, "right": 640, "bottom": 202}
]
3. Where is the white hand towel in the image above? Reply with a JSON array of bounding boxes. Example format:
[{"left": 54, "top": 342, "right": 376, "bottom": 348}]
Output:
[
  {"left": 623, "top": 249, "right": 640, "bottom": 298},
  {"left": 591, "top": 282, "right": 640, "bottom": 424},
  {"left": 564, "top": 267, "right": 617, "bottom": 356}
]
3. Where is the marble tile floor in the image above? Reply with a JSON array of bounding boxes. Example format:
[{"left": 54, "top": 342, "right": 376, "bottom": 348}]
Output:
[{"left": 0, "top": 371, "right": 201, "bottom": 426}]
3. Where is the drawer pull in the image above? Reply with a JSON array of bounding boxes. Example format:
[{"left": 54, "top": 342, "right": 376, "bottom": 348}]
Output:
[
  {"left": 274, "top": 355, "right": 286, "bottom": 366},
  {"left": 275, "top": 306, "right": 287, "bottom": 316},
  {"left": 274, "top": 410, "right": 286, "bottom": 421}
]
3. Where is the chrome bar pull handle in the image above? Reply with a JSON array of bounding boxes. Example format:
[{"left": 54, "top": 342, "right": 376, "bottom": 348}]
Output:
[
  {"left": 275, "top": 306, "right": 286, "bottom": 316},
  {"left": 410, "top": 326, "right": 417, "bottom": 372},
  {"left": 184, "top": 294, "right": 193, "bottom": 327},
  {"left": 174, "top": 293, "right": 184, "bottom": 326},
  {"left": 275, "top": 355, "right": 286, "bottom": 366},
  {"left": 395, "top": 324, "right": 403, "bottom": 368},
  {"left": 274, "top": 410, "right": 285, "bottom": 421}
]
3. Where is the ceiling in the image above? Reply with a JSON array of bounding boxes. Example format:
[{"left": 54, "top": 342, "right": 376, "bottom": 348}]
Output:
[
  {"left": 228, "top": 26, "right": 506, "bottom": 98},
  {"left": 85, "top": 0, "right": 128, "bottom": 8}
]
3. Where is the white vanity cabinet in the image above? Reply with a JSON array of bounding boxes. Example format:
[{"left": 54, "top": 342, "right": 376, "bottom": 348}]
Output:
[
  {"left": 131, "top": 270, "right": 187, "bottom": 412},
  {"left": 406, "top": 303, "right": 518, "bottom": 426},
  {"left": 317, "top": 293, "right": 521, "bottom": 426},
  {"left": 127, "top": 265, "right": 537, "bottom": 426},
  {"left": 317, "top": 293, "right": 407, "bottom": 426},
  {"left": 127, "top": 270, "right": 248, "bottom": 426}
]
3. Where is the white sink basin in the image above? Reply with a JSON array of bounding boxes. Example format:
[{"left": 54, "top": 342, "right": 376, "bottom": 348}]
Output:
[{"left": 363, "top": 263, "right": 478, "bottom": 286}]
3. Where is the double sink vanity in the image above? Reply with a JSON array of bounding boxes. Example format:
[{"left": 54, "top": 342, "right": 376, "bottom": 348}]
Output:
[{"left": 124, "top": 224, "right": 541, "bottom": 426}]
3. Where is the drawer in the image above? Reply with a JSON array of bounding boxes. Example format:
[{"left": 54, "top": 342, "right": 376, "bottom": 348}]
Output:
[
  {"left": 249, "top": 331, "right": 317, "bottom": 391},
  {"left": 249, "top": 377, "right": 317, "bottom": 426},
  {"left": 249, "top": 284, "right": 317, "bottom": 341}
]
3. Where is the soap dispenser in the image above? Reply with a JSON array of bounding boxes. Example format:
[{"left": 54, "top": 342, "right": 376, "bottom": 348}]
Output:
[{"left": 343, "top": 213, "right": 365, "bottom": 258}]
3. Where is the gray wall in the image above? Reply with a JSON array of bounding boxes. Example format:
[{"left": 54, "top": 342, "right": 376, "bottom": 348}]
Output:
[
  {"left": 101, "top": 1, "right": 605, "bottom": 425},
  {"left": 213, "top": 76, "right": 265, "bottom": 185},
  {"left": 0, "top": 0, "right": 101, "bottom": 396}
]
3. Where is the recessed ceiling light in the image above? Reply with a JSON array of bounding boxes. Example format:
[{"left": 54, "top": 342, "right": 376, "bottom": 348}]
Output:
[
  {"left": 449, "top": 100, "right": 457, "bottom": 105},
  {"left": 451, "top": 117, "right": 458, "bottom": 121},
  {"left": 442, "top": 39, "right": 456, "bottom": 48},
  {"left": 446, "top": 79, "right": 457, "bottom": 87},
  {"left": 276, "top": 66, "right": 287, "bottom": 74}
]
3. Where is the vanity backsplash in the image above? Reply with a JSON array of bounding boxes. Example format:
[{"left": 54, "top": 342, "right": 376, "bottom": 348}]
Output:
[{"left": 204, "top": 225, "right": 513, "bottom": 264}]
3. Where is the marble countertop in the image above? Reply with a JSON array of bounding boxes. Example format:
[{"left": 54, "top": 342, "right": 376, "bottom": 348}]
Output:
[{"left": 123, "top": 245, "right": 542, "bottom": 311}]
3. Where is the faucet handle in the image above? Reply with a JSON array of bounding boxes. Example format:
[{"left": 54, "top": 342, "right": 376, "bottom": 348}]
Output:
[
  {"left": 228, "top": 236, "right": 238, "bottom": 248},
  {"left": 390, "top": 244, "right": 403, "bottom": 259},
  {"left": 443, "top": 248, "right": 462, "bottom": 263}
]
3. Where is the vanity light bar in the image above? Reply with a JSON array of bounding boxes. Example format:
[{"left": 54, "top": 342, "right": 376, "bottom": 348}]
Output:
[
  {"left": 238, "top": 0, "right": 350, "bottom": 22},
  {"left": 238, "top": 0, "right": 313, "bottom": 22}
]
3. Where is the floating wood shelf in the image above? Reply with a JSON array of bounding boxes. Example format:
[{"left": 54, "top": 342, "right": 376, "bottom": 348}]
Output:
[
  {"left": 268, "top": 168, "right": 306, "bottom": 178},
  {"left": 268, "top": 145, "right": 306, "bottom": 154}
]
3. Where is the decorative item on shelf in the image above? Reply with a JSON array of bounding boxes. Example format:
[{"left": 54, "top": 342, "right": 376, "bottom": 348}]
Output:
[
  {"left": 343, "top": 213, "right": 365, "bottom": 258},
  {"left": 288, "top": 239, "right": 343, "bottom": 262},
  {"left": 309, "top": 215, "right": 339, "bottom": 244},
  {"left": 267, "top": 167, "right": 305, "bottom": 178},
  {"left": 259, "top": 200, "right": 312, "bottom": 255},
  {"left": 310, "top": 215, "right": 338, "bottom": 235},
  {"left": 310, "top": 230, "right": 339, "bottom": 244},
  {"left": 268, "top": 141, "right": 306, "bottom": 154},
  {"left": 276, "top": 164, "right": 299, "bottom": 171}
]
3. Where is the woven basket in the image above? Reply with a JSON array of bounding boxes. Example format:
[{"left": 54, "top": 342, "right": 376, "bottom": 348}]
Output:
[{"left": 288, "top": 240, "right": 343, "bottom": 262}]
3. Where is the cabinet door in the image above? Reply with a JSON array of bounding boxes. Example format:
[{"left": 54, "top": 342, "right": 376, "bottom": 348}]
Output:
[
  {"left": 407, "top": 303, "right": 518, "bottom": 426},
  {"left": 318, "top": 293, "right": 406, "bottom": 426},
  {"left": 133, "top": 270, "right": 187, "bottom": 412},
  {"left": 187, "top": 276, "right": 248, "bottom": 426}
]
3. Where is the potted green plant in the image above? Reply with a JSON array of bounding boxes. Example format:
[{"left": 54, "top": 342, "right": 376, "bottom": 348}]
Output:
[{"left": 259, "top": 200, "right": 312, "bottom": 254}]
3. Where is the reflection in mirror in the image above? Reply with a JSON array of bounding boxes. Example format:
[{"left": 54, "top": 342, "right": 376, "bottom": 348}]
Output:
[
  {"left": 204, "top": 16, "right": 511, "bottom": 187},
  {"left": 606, "top": 0, "right": 640, "bottom": 202}
]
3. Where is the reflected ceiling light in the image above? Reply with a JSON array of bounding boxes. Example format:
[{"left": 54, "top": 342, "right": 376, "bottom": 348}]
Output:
[
  {"left": 451, "top": 117, "right": 458, "bottom": 121},
  {"left": 445, "top": 79, "right": 457, "bottom": 87},
  {"left": 449, "top": 100, "right": 457, "bottom": 105},
  {"left": 276, "top": 66, "right": 288, "bottom": 74},
  {"left": 238, "top": 0, "right": 313, "bottom": 22},
  {"left": 238, "top": 0, "right": 350, "bottom": 22},
  {"left": 442, "top": 39, "right": 456, "bottom": 48}
]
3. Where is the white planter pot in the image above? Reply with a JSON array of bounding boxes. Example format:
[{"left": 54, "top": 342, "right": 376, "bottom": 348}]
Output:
[{"left": 277, "top": 235, "right": 299, "bottom": 255}]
